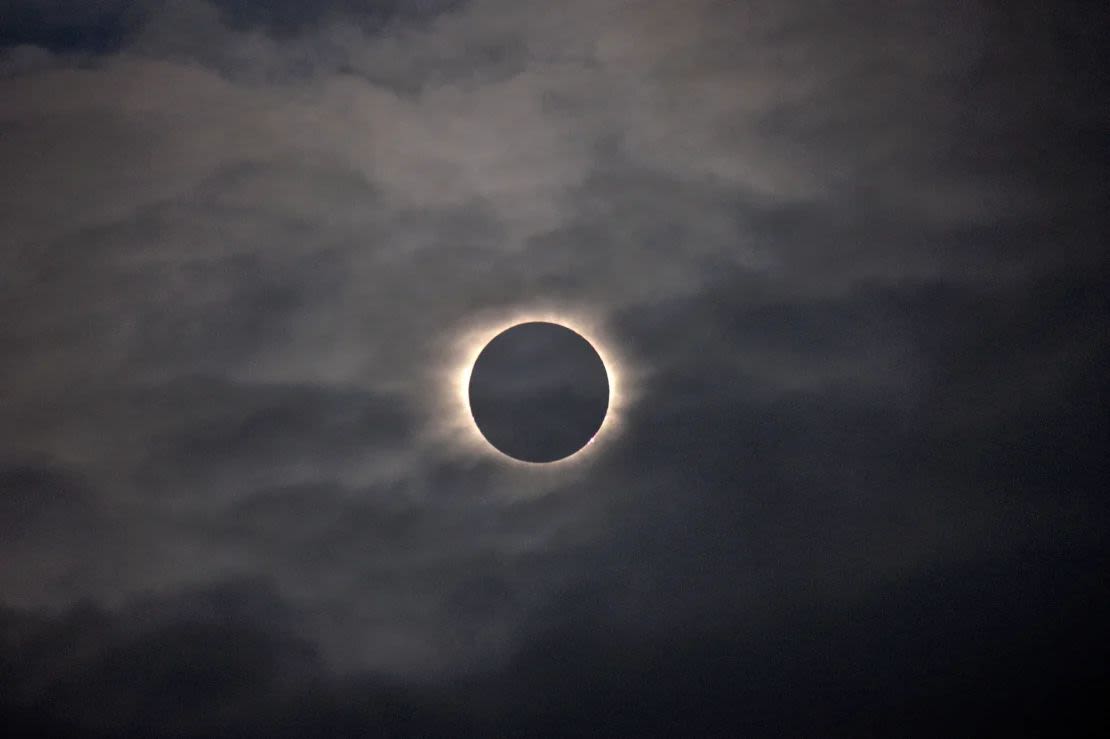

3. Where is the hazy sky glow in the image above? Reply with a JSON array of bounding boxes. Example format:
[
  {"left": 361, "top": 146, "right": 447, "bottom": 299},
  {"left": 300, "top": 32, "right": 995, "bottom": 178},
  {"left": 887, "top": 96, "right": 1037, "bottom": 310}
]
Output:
[{"left": 1, "top": 1, "right": 1107, "bottom": 735}]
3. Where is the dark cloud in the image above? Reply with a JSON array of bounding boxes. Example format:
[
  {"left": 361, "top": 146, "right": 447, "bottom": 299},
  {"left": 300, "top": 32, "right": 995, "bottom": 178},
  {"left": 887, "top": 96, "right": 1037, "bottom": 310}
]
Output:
[
  {"left": 0, "top": 0, "right": 467, "bottom": 55},
  {"left": 0, "top": 1, "right": 146, "bottom": 54},
  {"left": 0, "top": 463, "right": 92, "bottom": 536},
  {"left": 209, "top": 0, "right": 466, "bottom": 37},
  {"left": 1, "top": 0, "right": 1107, "bottom": 734},
  {"left": 3, "top": 549, "right": 1105, "bottom": 736}
]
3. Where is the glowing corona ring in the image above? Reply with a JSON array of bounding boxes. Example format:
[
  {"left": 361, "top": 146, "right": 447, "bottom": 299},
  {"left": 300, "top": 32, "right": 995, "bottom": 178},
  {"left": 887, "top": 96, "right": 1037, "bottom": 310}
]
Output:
[{"left": 438, "top": 306, "right": 633, "bottom": 467}]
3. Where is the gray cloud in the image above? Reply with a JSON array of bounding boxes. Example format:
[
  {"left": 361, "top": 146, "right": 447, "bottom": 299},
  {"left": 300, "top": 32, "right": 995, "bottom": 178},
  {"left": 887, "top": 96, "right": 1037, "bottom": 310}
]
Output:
[{"left": 1, "top": 0, "right": 1107, "bottom": 733}]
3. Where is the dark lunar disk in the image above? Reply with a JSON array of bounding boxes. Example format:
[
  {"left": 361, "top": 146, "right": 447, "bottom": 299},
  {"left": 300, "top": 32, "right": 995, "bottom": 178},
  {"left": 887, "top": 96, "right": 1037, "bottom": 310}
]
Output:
[{"left": 468, "top": 322, "right": 610, "bottom": 463}]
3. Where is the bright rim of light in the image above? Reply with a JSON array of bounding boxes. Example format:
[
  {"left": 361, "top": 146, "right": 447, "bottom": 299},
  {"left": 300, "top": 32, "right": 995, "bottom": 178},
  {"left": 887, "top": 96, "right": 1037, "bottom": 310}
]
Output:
[{"left": 442, "top": 306, "right": 630, "bottom": 466}]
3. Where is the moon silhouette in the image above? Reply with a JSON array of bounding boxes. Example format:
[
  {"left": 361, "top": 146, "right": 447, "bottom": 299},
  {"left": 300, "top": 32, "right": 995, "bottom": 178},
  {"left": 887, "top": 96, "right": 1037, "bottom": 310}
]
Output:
[{"left": 467, "top": 321, "right": 610, "bottom": 463}]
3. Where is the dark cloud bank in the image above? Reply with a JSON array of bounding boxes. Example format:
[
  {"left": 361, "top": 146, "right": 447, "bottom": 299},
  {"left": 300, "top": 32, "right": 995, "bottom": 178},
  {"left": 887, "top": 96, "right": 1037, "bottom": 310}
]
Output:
[{"left": 1, "top": 0, "right": 1108, "bottom": 735}]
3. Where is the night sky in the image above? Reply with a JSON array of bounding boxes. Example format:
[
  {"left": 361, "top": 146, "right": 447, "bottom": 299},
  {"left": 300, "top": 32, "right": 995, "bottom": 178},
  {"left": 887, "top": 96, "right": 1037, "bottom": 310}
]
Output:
[{"left": 2, "top": 1, "right": 1108, "bottom": 736}]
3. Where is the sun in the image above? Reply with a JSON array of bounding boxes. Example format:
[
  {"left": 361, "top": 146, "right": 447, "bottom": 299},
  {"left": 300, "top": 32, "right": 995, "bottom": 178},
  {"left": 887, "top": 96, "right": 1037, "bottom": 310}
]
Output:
[{"left": 435, "top": 304, "right": 634, "bottom": 467}]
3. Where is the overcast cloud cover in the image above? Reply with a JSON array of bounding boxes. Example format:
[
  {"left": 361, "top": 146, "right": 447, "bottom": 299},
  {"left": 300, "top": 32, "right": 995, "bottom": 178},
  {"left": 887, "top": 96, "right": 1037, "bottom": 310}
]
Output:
[{"left": 1, "top": 0, "right": 1108, "bottom": 735}]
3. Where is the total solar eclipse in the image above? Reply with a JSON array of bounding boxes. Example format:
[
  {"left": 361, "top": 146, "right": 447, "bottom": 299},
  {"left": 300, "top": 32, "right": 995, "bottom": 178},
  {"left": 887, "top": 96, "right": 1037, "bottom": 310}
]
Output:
[{"left": 467, "top": 321, "right": 610, "bottom": 463}]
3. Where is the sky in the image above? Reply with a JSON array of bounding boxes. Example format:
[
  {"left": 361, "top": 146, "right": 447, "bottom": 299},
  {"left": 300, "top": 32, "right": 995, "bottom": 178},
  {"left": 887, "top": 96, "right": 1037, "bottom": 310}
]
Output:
[{"left": 1, "top": 0, "right": 1108, "bottom": 735}]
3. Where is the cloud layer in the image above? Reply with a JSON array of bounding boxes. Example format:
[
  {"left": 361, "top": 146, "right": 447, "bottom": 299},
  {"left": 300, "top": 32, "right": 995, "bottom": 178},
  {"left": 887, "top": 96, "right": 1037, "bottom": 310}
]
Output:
[{"left": 1, "top": 0, "right": 1107, "bottom": 734}]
